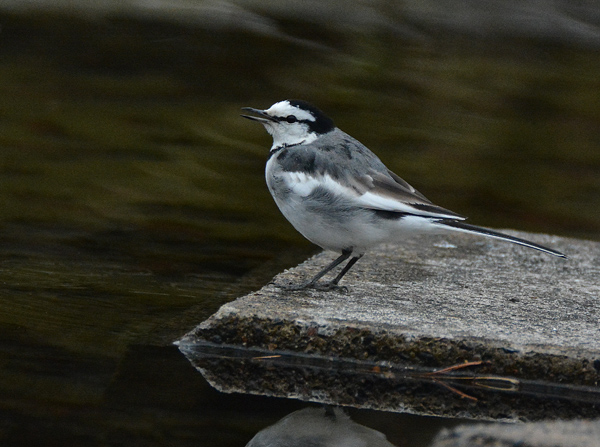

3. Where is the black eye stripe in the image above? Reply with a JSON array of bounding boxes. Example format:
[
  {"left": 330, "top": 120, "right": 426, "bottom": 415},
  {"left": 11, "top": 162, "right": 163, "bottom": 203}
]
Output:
[
  {"left": 274, "top": 115, "right": 305, "bottom": 124},
  {"left": 271, "top": 112, "right": 334, "bottom": 135}
]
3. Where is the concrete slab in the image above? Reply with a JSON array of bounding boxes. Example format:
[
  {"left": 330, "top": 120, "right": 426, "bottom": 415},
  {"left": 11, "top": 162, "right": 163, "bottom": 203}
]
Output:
[{"left": 178, "top": 230, "right": 600, "bottom": 419}]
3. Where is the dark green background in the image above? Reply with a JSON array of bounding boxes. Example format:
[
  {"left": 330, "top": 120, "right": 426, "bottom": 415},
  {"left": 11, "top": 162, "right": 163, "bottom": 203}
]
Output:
[{"left": 0, "top": 7, "right": 598, "bottom": 446}]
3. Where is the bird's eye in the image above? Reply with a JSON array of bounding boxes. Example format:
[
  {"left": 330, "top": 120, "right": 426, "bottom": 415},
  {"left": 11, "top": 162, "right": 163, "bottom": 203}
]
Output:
[{"left": 285, "top": 115, "right": 298, "bottom": 123}]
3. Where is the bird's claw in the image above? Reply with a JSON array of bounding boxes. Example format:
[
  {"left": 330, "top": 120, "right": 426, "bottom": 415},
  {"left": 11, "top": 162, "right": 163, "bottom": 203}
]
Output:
[
  {"left": 275, "top": 281, "right": 348, "bottom": 293},
  {"left": 312, "top": 282, "right": 348, "bottom": 293}
]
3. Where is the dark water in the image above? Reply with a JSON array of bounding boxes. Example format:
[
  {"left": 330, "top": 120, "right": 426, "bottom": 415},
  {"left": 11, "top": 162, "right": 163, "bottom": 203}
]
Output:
[{"left": 0, "top": 5, "right": 599, "bottom": 446}]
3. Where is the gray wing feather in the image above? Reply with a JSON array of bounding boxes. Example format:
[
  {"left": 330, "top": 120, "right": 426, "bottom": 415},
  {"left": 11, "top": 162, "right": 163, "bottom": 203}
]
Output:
[{"left": 277, "top": 129, "right": 465, "bottom": 220}]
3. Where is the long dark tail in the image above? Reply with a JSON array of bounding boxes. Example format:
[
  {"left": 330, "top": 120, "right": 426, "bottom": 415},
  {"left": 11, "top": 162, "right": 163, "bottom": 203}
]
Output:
[{"left": 437, "top": 220, "right": 566, "bottom": 258}]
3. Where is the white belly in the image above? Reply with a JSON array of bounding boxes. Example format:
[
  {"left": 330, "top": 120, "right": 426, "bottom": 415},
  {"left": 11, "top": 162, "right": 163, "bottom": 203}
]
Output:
[{"left": 265, "top": 154, "right": 441, "bottom": 253}]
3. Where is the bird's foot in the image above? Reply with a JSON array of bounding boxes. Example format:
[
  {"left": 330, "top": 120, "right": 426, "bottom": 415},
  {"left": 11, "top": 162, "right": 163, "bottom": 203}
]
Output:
[
  {"left": 275, "top": 281, "right": 348, "bottom": 293},
  {"left": 312, "top": 282, "right": 348, "bottom": 293}
]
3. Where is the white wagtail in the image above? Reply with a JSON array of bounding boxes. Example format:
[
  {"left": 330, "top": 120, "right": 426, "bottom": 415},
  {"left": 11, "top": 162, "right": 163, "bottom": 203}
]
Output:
[{"left": 242, "top": 100, "right": 566, "bottom": 290}]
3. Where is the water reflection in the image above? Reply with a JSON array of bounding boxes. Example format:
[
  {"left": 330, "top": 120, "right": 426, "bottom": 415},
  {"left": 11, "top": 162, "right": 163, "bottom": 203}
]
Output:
[
  {"left": 180, "top": 341, "right": 600, "bottom": 421},
  {"left": 247, "top": 407, "right": 396, "bottom": 447}
]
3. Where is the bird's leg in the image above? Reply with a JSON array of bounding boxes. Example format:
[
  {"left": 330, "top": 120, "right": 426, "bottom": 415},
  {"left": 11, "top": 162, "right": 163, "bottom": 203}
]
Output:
[
  {"left": 329, "top": 254, "right": 363, "bottom": 286},
  {"left": 310, "top": 254, "right": 363, "bottom": 292},
  {"left": 279, "top": 250, "right": 352, "bottom": 291}
]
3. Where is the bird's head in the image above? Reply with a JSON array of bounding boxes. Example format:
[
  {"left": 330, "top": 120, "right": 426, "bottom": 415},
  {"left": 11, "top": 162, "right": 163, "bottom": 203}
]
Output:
[{"left": 242, "top": 100, "right": 335, "bottom": 150}]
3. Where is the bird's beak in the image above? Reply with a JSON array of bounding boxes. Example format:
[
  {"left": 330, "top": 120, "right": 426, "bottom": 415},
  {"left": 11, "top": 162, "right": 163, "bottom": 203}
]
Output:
[{"left": 241, "top": 107, "right": 277, "bottom": 123}]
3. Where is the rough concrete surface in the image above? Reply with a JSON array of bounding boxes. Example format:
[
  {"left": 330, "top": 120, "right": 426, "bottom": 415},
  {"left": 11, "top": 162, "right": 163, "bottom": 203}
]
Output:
[
  {"left": 432, "top": 419, "right": 600, "bottom": 447},
  {"left": 179, "top": 231, "right": 600, "bottom": 419},
  {"left": 184, "top": 230, "right": 598, "bottom": 362}
]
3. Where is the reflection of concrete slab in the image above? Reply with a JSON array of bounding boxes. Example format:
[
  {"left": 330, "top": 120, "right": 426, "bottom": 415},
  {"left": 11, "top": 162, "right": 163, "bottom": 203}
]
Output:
[
  {"left": 179, "top": 341, "right": 600, "bottom": 421},
  {"left": 178, "top": 231, "right": 600, "bottom": 419},
  {"left": 432, "top": 419, "right": 600, "bottom": 447}
]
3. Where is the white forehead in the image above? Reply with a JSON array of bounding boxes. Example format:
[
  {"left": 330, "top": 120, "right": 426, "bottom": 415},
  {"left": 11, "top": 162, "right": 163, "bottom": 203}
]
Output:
[{"left": 265, "top": 101, "right": 315, "bottom": 122}]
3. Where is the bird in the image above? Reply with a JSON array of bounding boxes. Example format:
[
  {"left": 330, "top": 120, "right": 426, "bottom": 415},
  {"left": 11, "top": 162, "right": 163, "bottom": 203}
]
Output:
[{"left": 241, "top": 99, "right": 566, "bottom": 291}]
